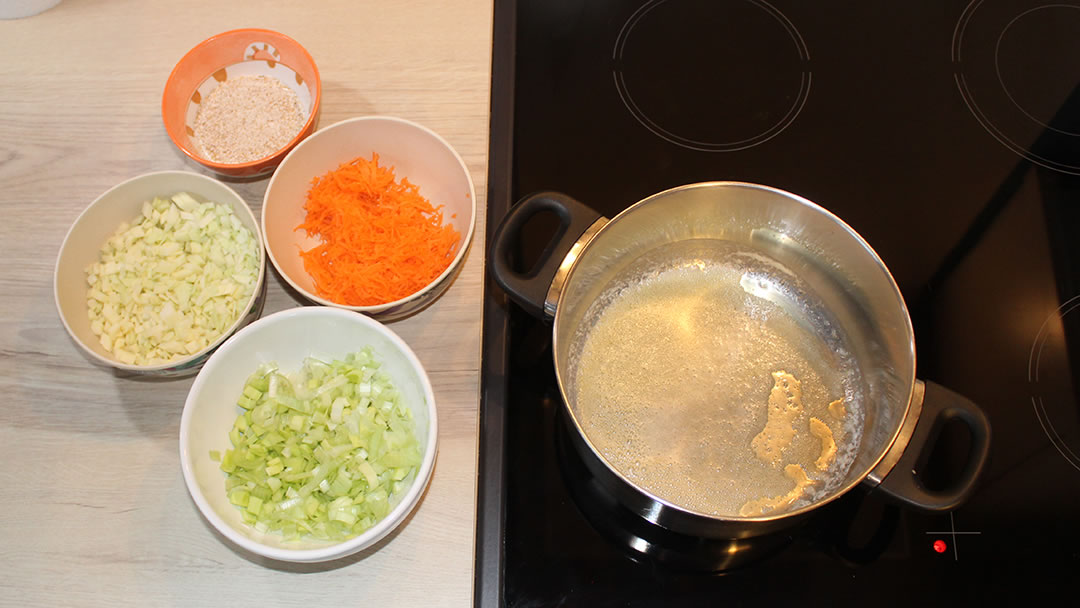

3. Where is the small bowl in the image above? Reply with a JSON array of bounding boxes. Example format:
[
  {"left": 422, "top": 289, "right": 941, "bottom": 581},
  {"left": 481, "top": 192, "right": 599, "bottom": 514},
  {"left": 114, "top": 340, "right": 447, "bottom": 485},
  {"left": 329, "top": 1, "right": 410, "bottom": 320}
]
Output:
[
  {"left": 163, "top": 28, "right": 322, "bottom": 178},
  {"left": 179, "top": 307, "right": 439, "bottom": 563},
  {"left": 54, "top": 171, "right": 267, "bottom": 377},
  {"left": 262, "top": 116, "right": 476, "bottom": 321}
]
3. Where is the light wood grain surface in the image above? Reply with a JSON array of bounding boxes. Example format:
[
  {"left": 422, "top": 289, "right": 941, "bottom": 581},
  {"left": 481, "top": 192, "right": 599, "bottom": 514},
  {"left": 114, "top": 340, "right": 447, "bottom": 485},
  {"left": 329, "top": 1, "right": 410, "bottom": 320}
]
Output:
[{"left": 0, "top": 1, "right": 491, "bottom": 605}]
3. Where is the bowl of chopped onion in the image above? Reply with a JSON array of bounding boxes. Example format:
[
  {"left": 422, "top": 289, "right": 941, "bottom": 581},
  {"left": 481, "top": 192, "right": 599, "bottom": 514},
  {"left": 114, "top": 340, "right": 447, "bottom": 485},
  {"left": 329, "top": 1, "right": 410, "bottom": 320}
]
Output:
[
  {"left": 162, "top": 28, "right": 322, "bottom": 177},
  {"left": 262, "top": 116, "right": 476, "bottom": 321},
  {"left": 179, "top": 306, "right": 438, "bottom": 563},
  {"left": 54, "top": 170, "right": 266, "bottom": 376}
]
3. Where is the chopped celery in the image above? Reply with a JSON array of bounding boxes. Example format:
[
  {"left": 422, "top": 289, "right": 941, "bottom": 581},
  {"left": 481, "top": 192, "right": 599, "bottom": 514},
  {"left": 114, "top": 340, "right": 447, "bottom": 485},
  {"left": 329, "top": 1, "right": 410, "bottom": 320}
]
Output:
[
  {"left": 85, "top": 192, "right": 260, "bottom": 365},
  {"left": 217, "top": 348, "right": 423, "bottom": 542}
]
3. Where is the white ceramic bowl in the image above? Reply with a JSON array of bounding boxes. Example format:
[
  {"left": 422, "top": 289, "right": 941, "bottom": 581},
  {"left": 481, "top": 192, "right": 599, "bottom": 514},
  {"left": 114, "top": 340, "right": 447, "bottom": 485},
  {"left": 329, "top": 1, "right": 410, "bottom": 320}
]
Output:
[
  {"left": 179, "top": 306, "right": 439, "bottom": 563},
  {"left": 0, "top": 0, "right": 61, "bottom": 19},
  {"left": 54, "top": 171, "right": 266, "bottom": 377},
  {"left": 262, "top": 116, "right": 476, "bottom": 320}
]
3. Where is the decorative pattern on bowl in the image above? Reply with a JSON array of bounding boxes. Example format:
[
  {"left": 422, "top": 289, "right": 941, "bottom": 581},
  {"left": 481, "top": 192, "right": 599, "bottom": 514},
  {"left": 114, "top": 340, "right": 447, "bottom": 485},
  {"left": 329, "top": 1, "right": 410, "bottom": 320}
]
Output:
[{"left": 162, "top": 29, "right": 322, "bottom": 177}]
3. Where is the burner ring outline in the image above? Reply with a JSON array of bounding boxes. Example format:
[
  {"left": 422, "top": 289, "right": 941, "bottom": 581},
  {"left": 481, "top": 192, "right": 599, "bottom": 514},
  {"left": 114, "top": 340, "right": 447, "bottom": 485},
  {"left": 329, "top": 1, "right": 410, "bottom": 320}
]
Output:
[
  {"left": 995, "top": 5, "right": 1080, "bottom": 137},
  {"left": 612, "top": 0, "right": 811, "bottom": 152},
  {"left": 1028, "top": 293, "right": 1080, "bottom": 472},
  {"left": 953, "top": 0, "right": 1080, "bottom": 175}
]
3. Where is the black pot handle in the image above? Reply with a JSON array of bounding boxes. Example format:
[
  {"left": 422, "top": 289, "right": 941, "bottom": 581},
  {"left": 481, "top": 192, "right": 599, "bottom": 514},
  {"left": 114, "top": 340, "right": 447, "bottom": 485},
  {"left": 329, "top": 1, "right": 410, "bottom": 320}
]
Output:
[
  {"left": 488, "top": 192, "right": 603, "bottom": 319},
  {"left": 875, "top": 380, "right": 992, "bottom": 511}
]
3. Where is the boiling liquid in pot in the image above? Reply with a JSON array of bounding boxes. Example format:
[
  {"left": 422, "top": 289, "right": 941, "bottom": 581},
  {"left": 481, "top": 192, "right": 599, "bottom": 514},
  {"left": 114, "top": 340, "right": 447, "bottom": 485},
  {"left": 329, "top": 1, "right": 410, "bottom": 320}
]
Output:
[{"left": 566, "top": 239, "right": 865, "bottom": 518}]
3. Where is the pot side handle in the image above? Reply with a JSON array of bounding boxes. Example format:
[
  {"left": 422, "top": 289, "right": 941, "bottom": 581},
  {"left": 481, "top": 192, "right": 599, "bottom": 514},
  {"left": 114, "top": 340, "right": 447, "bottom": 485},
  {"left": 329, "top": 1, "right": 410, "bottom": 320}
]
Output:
[
  {"left": 874, "top": 380, "right": 992, "bottom": 511},
  {"left": 488, "top": 192, "right": 603, "bottom": 319}
]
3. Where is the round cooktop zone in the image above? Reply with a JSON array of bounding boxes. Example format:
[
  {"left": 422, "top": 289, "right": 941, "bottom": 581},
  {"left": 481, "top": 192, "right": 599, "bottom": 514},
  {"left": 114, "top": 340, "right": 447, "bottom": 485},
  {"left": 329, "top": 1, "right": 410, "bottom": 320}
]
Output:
[
  {"left": 953, "top": 0, "right": 1080, "bottom": 174},
  {"left": 1029, "top": 294, "right": 1080, "bottom": 473},
  {"left": 612, "top": 0, "right": 811, "bottom": 152}
]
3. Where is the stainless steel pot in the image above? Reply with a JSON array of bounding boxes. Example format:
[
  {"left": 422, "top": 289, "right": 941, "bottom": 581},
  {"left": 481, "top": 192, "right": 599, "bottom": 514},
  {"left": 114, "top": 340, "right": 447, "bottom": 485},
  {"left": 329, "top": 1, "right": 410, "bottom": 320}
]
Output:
[{"left": 489, "top": 182, "right": 991, "bottom": 539}]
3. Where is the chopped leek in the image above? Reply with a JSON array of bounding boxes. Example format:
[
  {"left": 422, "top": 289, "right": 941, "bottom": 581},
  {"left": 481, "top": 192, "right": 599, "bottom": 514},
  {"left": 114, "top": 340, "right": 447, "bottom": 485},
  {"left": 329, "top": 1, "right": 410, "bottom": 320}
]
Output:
[
  {"left": 217, "top": 349, "right": 423, "bottom": 542},
  {"left": 85, "top": 192, "right": 260, "bottom": 365}
]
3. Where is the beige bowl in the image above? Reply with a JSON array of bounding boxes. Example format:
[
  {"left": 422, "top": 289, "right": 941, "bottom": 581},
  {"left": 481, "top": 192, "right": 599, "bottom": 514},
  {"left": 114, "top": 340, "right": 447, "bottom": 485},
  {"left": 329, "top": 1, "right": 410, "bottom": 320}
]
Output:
[
  {"left": 54, "top": 171, "right": 266, "bottom": 376},
  {"left": 262, "top": 116, "right": 476, "bottom": 320}
]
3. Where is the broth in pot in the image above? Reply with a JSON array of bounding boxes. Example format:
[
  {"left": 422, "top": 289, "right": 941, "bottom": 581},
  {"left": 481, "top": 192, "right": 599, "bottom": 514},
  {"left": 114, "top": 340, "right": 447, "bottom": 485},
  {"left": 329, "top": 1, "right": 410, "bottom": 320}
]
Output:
[{"left": 566, "top": 239, "right": 866, "bottom": 518}]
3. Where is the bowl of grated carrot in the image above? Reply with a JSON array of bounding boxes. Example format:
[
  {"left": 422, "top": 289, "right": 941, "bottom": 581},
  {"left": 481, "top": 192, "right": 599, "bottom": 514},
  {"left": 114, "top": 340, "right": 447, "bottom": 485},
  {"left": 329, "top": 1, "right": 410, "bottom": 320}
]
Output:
[{"left": 261, "top": 116, "right": 476, "bottom": 320}]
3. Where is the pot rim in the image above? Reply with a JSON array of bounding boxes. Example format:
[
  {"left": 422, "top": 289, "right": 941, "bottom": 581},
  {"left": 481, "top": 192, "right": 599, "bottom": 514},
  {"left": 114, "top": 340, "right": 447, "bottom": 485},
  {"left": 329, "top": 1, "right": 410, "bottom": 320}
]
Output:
[{"left": 549, "top": 180, "right": 918, "bottom": 524}]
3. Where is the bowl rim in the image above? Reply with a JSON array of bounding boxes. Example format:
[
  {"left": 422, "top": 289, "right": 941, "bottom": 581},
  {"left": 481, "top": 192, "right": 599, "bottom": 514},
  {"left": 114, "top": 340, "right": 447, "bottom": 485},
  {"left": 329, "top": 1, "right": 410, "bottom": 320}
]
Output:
[
  {"left": 162, "top": 27, "right": 323, "bottom": 171},
  {"left": 178, "top": 306, "right": 440, "bottom": 562},
  {"left": 261, "top": 115, "right": 477, "bottom": 314},
  {"left": 53, "top": 169, "right": 267, "bottom": 373}
]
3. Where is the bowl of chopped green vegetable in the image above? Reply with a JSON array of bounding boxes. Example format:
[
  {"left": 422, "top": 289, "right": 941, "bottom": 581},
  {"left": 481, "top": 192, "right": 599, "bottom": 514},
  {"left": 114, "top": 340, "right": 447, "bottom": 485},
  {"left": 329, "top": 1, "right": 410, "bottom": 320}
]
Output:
[
  {"left": 54, "top": 170, "right": 266, "bottom": 377},
  {"left": 179, "top": 306, "right": 438, "bottom": 563}
]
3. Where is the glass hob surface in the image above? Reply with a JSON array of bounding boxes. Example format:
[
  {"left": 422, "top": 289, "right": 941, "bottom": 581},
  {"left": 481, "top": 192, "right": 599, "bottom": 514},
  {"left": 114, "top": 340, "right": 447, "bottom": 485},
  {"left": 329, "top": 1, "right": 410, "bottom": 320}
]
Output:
[{"left": 478, "top": 1, "right": 1080, "bottom": 605}]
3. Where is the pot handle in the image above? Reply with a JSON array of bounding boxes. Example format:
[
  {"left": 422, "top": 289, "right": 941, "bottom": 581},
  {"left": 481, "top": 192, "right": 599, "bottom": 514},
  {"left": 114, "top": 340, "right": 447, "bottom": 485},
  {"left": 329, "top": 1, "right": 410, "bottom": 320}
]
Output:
[
  {"left": 873, "top": 380, "right": 992, "bottom": 511},
  {"left": 488, "top": 192, "right": 603, "bottom": 319}
]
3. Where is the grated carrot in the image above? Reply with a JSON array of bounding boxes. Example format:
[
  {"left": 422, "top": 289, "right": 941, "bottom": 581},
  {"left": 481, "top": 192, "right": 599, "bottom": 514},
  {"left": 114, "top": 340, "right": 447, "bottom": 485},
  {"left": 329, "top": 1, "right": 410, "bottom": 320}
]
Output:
[{"left": 296, "top": 153, "right": 460, "bottom": 306}]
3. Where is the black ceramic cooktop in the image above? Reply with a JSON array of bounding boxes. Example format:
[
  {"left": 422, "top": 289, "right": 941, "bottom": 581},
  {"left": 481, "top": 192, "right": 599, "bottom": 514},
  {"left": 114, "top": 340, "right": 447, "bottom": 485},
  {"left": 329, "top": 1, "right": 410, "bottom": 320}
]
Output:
[{"left": 479, "top": 1, "right": 1080, "bottom": 605}]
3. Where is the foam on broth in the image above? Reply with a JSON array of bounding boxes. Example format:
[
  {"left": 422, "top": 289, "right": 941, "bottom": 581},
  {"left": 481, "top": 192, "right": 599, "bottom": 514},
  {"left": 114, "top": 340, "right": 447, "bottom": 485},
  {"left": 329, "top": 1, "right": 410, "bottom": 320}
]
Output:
[{"left": 566, "top": 239, "right": 865, "bottom": 518}]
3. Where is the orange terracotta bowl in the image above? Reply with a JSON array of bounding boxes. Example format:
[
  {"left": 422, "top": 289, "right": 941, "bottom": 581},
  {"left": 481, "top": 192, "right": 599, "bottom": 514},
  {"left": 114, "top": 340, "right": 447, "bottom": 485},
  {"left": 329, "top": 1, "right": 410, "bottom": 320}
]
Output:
[{"left": 162, "top": 29, "right": 322, "bottom": 178}]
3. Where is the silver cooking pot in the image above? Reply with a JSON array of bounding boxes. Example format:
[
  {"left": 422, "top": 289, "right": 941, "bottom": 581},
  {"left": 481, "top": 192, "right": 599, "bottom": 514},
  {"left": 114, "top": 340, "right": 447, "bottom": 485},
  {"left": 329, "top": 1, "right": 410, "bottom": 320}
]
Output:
[{"left": 489, "top": 182, "right": 991, "bottom": 539}]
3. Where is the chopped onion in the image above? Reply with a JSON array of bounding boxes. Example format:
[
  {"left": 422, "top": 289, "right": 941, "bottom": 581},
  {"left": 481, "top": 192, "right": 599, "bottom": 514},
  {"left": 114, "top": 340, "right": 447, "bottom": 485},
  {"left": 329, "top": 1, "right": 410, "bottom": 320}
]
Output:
[
  {"left": 85, "top": 192, "right": 260, "bottom": 365},
  {"left": 218, "top": 349, "right": 423, "bottom": 542}
]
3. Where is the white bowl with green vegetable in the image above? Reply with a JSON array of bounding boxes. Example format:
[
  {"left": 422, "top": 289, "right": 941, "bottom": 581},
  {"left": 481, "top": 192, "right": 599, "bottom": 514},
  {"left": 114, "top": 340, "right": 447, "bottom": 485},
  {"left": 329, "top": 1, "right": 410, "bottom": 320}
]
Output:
[
  {"left": 54, "top": 170, "right": 266, "bottom": 376},
  {"left": 179, "top": 306, "right": 438, "bottom": 563}
]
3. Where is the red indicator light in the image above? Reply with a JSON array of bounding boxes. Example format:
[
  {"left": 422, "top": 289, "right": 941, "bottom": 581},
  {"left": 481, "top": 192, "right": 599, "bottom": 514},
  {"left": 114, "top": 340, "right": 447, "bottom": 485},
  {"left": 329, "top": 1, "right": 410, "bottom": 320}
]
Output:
[{"left": 933, "top": 539, "right": 947, "bottom": 554}]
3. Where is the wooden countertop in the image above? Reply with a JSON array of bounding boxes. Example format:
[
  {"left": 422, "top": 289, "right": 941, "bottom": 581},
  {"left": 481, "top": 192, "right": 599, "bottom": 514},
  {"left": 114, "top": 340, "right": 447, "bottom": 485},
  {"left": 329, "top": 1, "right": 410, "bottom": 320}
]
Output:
[{"left": 0, "top": 1, "right": 491, "bottom": 605}]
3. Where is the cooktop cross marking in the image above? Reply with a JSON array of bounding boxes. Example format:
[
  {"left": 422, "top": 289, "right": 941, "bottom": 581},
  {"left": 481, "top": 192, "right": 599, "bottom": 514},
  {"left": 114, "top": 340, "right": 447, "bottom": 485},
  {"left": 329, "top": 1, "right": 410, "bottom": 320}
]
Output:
[{"left": 925, "top": 512, "right": 982, "bottom": 560}]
